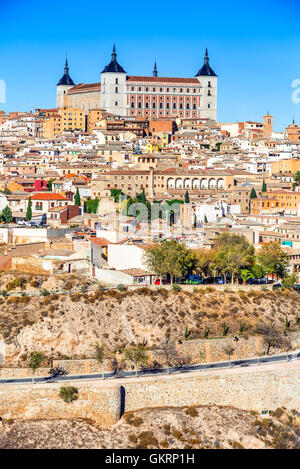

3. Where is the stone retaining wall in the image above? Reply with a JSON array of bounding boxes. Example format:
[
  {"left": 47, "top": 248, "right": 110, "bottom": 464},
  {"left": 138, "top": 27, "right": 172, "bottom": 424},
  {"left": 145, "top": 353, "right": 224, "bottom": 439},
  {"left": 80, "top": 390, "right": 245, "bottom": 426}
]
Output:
[
  {"left": 0, "top": 381, "right": 121, "bottom": 427},
  {"left": 1, "top": 332, "right": 299, "bottom": 377},
  {"left": 0, "top": 364, "right": 298, "bottom": 426},
  {"left": 123, "top": 363, "right": 300, "bottom": 413}
]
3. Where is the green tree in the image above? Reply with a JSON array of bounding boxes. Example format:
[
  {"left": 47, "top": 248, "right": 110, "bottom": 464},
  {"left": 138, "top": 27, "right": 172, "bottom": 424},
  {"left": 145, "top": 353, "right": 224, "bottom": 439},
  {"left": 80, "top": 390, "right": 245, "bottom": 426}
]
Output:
[
  {"left": 257, "top": 241, "right": 288, "bottom": 279},
  {"left": 282, "top": 272, "right": 298, "bottom": 289},
  {"left": 138, "top": 189, "right": 147, "bottom": 205},
  {"left": 249, "top": 188, "right": 257, "bottom": 213},
  {"left": 214, "top": 233, "right": 255, "bottom": 284},
  {"left": 240, "top": 268, "right": 254, "bottom": 285},
  {"left": 26, "top": 196, "right": 32, "bottom": 221},
  {"left": 123, "top": 344, "right": 149, "bottom": 377},
  {"left": 144, "top": 241, "right": 166, "bottom": 284},
  {"left": 262, "top": 180, "right": 267, "bottom": 192},
  {"left": 204, "top": 215, "right": 208, "bottom": 224},
  {"left": 85, "top": 198, "right": 99, "bottom": 214},
  {"left": 74, "top": 188, "right": 81, "bottom": 206},
  {"left": 1, "top": 206, "right": 13, "bottom": 223},
  {"left": 195, "top": 249, "right": 217, "bottom": 280},
  {"left": 28, "top": 351, "right": 45, "bottom": 384},
  {"left": 144, "top": 240, "right": 197, "bottom": 284},
  {"left": 184, "top": 190, "right": 190, "bottom": 204},
  {"left": 293, "top": 171, "right": 300, "bottom": 187},
  {"left": 251, "top": 264, "right": 265, "bottom": 279}
]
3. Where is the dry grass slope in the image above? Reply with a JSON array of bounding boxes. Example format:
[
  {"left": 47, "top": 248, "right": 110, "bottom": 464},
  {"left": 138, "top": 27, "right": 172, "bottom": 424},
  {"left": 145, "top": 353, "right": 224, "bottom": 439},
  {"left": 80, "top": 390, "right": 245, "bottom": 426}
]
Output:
[{"left": 0, "top": 405, "right": 299, "bottom": 449}]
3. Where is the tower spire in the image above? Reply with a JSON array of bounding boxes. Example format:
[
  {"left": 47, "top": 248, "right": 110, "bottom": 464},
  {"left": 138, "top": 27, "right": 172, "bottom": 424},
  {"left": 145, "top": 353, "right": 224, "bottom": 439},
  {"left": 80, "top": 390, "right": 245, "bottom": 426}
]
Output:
[
  {"left": 204, "top": 48, "right": 209, "bottom": 65},
  {"left": 112, "top": 44, "right": 117, "bottom": 62},
  {"left": 153, "top": 61, "right": 158, "bottom": 77},
  {"left": 64, "top": 57, "right": 69, "bottom": 74},
  {"left": 57, "top": 57, "right": 75, "bottom": 87}
]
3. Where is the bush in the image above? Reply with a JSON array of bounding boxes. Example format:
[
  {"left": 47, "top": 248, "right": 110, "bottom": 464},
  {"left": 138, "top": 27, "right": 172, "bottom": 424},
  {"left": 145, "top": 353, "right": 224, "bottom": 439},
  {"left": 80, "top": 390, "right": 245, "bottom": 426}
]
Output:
[
  {"left": 40, "top": 289, "right": 50, "bottom": 296},
  {"left": 185, "top": 406, "right": 198, "bottom": 417},
  {"left": 117, "top": 284, "right": 127, "bottom": 292},
  {"left": 172, "top": 284, "right": 182, "bottom": 292},
  {"left": 59, "top": 385, "right": 78, "bottom": 404}
]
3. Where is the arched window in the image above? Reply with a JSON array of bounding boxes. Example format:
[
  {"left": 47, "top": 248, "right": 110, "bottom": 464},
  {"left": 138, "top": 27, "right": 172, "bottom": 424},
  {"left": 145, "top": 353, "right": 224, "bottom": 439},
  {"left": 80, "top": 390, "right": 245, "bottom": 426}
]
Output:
[{"left": 152, "top": 102, "right": 156, "bottom": 109}]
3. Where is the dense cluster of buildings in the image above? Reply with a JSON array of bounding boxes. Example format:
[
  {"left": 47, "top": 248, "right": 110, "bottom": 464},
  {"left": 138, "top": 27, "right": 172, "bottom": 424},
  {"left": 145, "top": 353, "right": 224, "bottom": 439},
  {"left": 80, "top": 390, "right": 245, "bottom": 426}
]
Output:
[{"left": 0, "top": 48, "right": 300, "bottom": 285}]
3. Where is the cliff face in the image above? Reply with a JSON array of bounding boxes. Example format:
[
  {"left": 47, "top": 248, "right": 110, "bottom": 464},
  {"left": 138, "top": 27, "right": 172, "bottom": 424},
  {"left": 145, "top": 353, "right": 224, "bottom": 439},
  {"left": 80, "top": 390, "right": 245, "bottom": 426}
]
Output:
[{"left": 0, "top": 285, "right": 299, "bottom": 365}]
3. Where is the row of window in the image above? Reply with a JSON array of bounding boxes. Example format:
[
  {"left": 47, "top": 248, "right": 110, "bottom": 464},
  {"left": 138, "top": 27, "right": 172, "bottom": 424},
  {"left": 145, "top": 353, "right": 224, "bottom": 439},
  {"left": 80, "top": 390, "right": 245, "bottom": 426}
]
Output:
[
  {"left": 129, "top": 86, "right": 201, "bottom": 93},
  {"left": 131, "top": 102, "right": 198, "bottom": 110},
  {"left": 131, "top": 96, "right": 197, "bottom": 101}
]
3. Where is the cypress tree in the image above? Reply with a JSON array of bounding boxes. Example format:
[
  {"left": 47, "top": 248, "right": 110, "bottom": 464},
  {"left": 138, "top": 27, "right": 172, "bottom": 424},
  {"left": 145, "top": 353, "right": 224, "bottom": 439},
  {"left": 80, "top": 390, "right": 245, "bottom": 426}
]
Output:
[
  {"left": 184, "top": 190, "right": 190, "bottom": 203},
  {"left": 204, "top": 215, "right": 208, "bottom": 224},
  {"left": 250, "top": 187, "right": 257, "bottom": 199},
  {"left": 74, "top": 188, "right": 81, "bottom": 206},
  {"left": 26, "top": 196, "right": 32, "bottom": 221},
  {"left": 262, "top": 180, "right": 267, "bottom": 192}
]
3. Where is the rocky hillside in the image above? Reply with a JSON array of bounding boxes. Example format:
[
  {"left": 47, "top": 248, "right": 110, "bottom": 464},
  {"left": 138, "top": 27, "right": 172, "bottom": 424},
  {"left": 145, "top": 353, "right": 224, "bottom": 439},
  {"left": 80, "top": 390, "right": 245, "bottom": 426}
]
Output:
[
  {"left": 0, "top": 405, "right": 299, "bottom": 449},
  {"left": 0, "top": 273, "right": 299, "bottom": 364}
]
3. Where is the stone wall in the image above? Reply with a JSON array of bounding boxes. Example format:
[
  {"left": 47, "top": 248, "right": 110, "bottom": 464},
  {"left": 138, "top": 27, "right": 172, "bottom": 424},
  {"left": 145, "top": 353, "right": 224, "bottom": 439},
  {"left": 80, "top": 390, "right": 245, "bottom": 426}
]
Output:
[
  {"left": 1, "top": 332, "right": 299, "bottom": 377},
  {"left": 0, "top": 363, "right": 299, "bottom": 425},
  {"left": 0, "top": 381, "right": 121, "bottom": 427},
  {"left": 123, "top": 363, "right": 300, "bottom": 412}
]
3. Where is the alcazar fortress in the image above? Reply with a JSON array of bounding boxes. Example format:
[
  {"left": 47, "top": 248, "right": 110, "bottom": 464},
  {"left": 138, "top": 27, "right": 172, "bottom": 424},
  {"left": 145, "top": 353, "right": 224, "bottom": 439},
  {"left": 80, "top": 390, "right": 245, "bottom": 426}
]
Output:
[{"left": 56, "top": 46, "right": 218, "bottom": 121}]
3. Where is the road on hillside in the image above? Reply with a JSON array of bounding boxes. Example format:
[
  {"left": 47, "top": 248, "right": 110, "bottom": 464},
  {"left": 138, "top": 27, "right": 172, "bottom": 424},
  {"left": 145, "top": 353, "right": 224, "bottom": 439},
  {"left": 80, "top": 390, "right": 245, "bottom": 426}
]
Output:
[{"left": 0, "top": 350, "right": 299, "bottom": 386}]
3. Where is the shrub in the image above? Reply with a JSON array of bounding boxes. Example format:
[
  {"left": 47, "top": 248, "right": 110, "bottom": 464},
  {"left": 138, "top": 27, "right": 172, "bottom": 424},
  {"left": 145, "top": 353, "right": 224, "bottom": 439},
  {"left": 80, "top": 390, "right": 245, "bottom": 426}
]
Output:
[
  {"left": 40, "top": 289, "right": 50, "bottom": 297},
  {"left": 59, "top": 384, "right": 78, "bottom": 404},
  {"left": 28, "top": 351, "right": 46, "bottom": 373},
  {"left": 117, "top": 284, "right": 127, "bottom": 292},
  {"left": 185, "top": 406, "right": 198, "bottom": 417},
  {"left": 172, "top": 284, "right": 182, "bottom": 292}
]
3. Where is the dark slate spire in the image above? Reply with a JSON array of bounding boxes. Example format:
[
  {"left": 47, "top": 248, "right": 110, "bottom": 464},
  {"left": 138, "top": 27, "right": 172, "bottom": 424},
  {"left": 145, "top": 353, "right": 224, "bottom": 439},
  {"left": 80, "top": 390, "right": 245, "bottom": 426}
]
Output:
[
  {"left": 153, "top": 62, "right": 158, "bottom": 77},
  {"left": 57, "top": 57, "right": 75, "bottom": 86},
  {"left": 195, "top": 49, "right": 217, "bottom": 77},
  {"left": 101, "top": 45, "right": 126, "bottom": 73}
]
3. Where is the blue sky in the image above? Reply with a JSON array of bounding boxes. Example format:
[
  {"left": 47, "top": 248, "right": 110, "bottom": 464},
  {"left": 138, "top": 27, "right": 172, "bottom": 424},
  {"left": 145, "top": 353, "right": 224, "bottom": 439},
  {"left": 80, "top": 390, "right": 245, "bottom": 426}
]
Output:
[{"left": 0, "top": 0, "right": 300, "bottom": 131}]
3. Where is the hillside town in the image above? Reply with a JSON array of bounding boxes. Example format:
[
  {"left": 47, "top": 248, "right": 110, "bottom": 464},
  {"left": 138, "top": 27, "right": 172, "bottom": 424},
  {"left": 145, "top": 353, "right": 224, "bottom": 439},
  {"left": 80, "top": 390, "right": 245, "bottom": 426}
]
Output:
[{"left": 0, "top": 56, "right": 300, "bottom": 286}]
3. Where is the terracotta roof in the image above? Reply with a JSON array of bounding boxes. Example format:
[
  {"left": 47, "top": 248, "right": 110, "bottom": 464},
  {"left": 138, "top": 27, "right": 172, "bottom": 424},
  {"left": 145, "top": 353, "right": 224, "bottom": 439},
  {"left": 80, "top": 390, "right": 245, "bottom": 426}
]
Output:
[
  {"left": 30, "top": 193, "right": 69, "bottom": 200},
  {"left": 68, "top": 83, "right": 101, "bottom": 94},
  {"left": 90, "top": 237, "right": 109, "bottom": 247},
  {"left": 127, "top": 76, "right": 200, "bottom": 84}
]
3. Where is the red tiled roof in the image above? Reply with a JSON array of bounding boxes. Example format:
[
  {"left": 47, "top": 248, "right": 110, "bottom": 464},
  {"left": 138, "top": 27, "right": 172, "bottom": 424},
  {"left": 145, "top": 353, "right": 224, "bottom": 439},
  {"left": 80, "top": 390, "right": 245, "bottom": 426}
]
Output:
[
  {"left": 127, "top": 76, "right": 200, "bottom": 84},
  {"left": 90, "top": 237, "right": 109, "bottom": 247},
  {"left": 30, "top": 193, "right": 69, "bottom": 200},
  {"left": 68, "top": 83, "right": 101, "bottom": 94}
]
